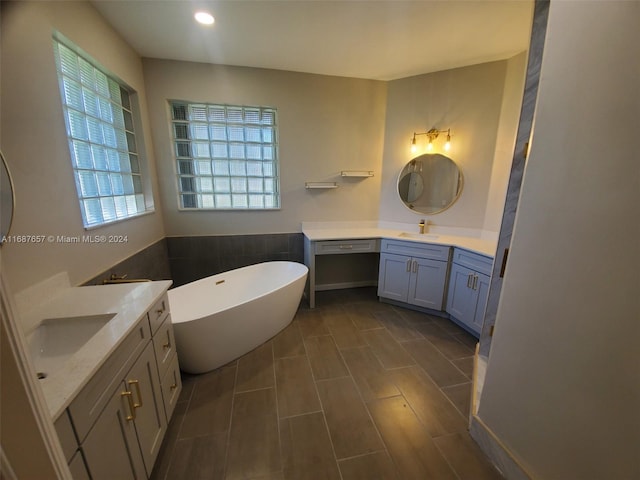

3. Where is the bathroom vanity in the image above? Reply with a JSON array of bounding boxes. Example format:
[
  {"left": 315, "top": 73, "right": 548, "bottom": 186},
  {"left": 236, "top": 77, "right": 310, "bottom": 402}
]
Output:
[
  {"left": 22, "top": 280, "right": 180, "bottom": 479},
  {"left": 303, "top": 222, "right": 495, "bottom": 336}
]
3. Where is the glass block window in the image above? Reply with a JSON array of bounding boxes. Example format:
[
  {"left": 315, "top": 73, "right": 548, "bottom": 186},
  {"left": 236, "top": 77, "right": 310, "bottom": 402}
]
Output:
[
  {"left": 170, "top": 102, "right": 280, "bottom": 209},
  {"left": 53, "top": 39, "right": 149, "bottom": 227}
]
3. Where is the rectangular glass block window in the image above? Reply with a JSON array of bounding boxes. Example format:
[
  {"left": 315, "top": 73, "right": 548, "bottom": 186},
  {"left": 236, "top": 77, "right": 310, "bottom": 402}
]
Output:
[
  {"left": 54, "top": 39, "right": 149, "bottom": 227},
  {"left": 170, "top": 101, "right": 280, "bottom": 209}
]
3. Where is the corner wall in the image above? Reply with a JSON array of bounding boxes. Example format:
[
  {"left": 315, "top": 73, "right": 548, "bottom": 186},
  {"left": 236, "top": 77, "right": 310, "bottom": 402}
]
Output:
[
  {"left": 0, "top": 1, "right": 166, "bottom": 293},
  {"left": 477, "top": 1, "right": 640, "bottom": 478}
]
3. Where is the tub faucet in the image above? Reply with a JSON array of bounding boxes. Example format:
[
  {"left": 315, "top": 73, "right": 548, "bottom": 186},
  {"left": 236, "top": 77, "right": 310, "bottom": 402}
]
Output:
[{"left": 419, "top": 219, "right": 425, "bottom": 234}]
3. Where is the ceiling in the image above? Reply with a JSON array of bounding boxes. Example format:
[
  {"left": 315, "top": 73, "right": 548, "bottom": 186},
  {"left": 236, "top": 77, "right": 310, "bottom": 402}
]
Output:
[{"left": 91, "top": 0, "right": 533, "bottom": 81}]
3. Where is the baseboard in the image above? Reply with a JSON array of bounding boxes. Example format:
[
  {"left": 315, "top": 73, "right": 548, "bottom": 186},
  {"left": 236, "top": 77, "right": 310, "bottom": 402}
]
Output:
[
  {"left": 470, "top": 347, "right": 532, "bottom": 479},
  {"left": 315, "top": 281, "right": 377, "bottom": 291},
  {"left": 377, "top": 297, "right": 449, "bottom": 318},
  {"left": 469, "top": 415, "right": 532, "bottom": 480}
]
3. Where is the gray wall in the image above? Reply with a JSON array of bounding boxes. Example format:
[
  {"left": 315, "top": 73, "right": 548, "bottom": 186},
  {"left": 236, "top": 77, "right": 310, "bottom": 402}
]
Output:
[
  {"left": 142, "top": 59, "right": 388, "bottom": 236},
  {"left": 167, "top": 234, "right": 303, "bottom": 287},
  {"left": 379, "top": 55, "right": 527, "bottom": 232},
  {"left": 0, "top": 1, "right": 166, "bottom": 293},
  {"left": 477, "top": 1, "right": 640, "bottom": 478}
]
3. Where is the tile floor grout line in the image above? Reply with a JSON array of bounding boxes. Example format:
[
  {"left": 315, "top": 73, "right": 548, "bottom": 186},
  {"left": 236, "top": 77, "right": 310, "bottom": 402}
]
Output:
[
  {"left": 303, "top": 332, "right": 345, "bottom": 480},
  {"left": 270, "top": 336, "right": 286, "bottom": 480},
  {"left": 221, "top": 361, "right": 240, "bottom": 480},
  {"left": 332, "top": 313, "right": 399, "bottom": 476}
]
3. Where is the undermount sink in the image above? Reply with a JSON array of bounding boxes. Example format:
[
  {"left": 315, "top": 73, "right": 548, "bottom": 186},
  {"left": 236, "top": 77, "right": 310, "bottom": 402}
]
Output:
[
  {"left": 27, "top": 313, "right": 116, "bottom": 379},
  {"left": 399, "top": 232, "right": 440, "bottom": 240}
]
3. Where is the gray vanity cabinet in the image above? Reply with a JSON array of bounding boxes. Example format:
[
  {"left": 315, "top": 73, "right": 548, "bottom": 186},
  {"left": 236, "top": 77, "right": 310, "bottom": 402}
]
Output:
[
  {"left": 446, "top": 248, "right": 493, "bottom": 336},
  {"left": 81, "top": 378, "right": 146, "bottom": 479},
  {"left": 378, "top": 239, "right": 450, "bottom": 310},
  {"left": 58, "top": 291, "right": 179, "bottom": 480},
  {"left": 82, "top": 341, "right": 166, "bottom": 479}
]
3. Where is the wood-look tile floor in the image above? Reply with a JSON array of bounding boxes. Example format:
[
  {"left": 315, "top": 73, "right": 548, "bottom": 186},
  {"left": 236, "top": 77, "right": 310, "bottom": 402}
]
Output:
[{"left": 151, "top": 288, "right": 503, "bottom": 480}]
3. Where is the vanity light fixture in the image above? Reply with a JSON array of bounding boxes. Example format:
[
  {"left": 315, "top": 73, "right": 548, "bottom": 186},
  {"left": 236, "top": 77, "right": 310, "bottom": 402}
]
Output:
[
  {"left": 410, "top": 128, "right": 452, "bottom": 154},
  {"left": 194, "top": 11, "right": 215, "bottom": 25}
]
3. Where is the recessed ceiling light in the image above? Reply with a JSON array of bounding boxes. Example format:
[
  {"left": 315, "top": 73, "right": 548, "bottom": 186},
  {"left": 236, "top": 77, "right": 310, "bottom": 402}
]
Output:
[{"left": 194, "top": 11, "right": 214, "bottom": 25}]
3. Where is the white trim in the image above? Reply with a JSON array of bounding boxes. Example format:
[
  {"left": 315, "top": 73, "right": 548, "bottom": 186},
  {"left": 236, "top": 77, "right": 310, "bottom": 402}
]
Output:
[{"left": 0, "top": 265, "right": 71, "bottom": 479}]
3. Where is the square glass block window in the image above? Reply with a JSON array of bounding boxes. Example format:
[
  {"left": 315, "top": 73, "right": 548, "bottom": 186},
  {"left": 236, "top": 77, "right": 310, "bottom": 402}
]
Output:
[
  {"left": 170, "top": 101, "right": 279, "bottom": 209},
  {"left": 54, "top": 39, "right": 150, "bottom": 227}
]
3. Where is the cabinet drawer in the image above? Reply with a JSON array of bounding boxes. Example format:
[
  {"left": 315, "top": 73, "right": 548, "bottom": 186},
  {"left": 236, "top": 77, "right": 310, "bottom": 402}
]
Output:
[
  {"left": 452, "top": 248, "right": 493, "bottom": 276},
  {"left": 160, "top": 354, "right": 182, "bottom": 421},
  {"left": 69, "top": 319, "right": 151, "bottom": 442},
  {"left": 315, "top": 238, "right": 380, "bottom": 255},
  {"left": 153, "top": 316, "right": 176, "bottom": 380},
  {"left": 381, "top": 239, "right": 450, "bottom": 261},
  {"left": 148, "top": 293, "right": 170, "bottom": 334}
]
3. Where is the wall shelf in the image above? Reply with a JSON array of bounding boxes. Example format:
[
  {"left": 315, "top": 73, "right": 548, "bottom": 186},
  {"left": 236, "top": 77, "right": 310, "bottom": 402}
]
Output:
[
  {"left": 341, "top": 170, "right": 374, "bottom": 177},
  {"left": 305, "top": 182, "right": 339, "bottom": 189}
]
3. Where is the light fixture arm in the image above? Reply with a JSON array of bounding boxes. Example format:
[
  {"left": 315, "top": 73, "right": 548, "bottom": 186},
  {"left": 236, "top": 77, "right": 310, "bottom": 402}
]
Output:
[{"left": 409, "top": 128, "right": 452, "bottom": 153}]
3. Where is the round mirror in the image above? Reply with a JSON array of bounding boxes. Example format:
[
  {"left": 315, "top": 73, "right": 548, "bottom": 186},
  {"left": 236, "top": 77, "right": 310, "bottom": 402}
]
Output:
[
  {"left": 397, "top": 153, "right": 463, "bottom": 214},
  {"left": 1, "top": 152, "right": 15, "bottom": 244}
]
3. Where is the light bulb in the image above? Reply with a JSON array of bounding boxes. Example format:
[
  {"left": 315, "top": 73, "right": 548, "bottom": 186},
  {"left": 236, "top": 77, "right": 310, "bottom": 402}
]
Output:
[
  {"left": 195, "top": 11, "right": 215, "bottom": 25},
  {"left": 427, "top": 140, "right": 434, "bottom": 152},
  {"left": 444, "top": 133, "right": 451, "bottom": 151},
  {"left": 410, "top": 135, "right": 417, "bottom": 154}
]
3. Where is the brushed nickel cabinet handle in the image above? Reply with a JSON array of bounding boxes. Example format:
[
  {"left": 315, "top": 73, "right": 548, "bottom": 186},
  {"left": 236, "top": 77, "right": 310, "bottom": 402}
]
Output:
[{"left": 406, "top": 259, "right": 411, "bottom": 272}]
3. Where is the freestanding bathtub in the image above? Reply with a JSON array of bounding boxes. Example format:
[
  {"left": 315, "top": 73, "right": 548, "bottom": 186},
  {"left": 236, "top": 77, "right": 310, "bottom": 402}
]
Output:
[{"left": 167, "top": 261, "right": 308, "bottom": 374}]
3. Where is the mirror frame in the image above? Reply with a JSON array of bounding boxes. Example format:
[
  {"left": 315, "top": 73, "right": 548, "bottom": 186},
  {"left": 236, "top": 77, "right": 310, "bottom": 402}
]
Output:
[
  {"left": 397, "top": 153, "right": 463, "bottom": 215},
  {"left": 1, "top": 151, "right": 15, "bottom": 244}
]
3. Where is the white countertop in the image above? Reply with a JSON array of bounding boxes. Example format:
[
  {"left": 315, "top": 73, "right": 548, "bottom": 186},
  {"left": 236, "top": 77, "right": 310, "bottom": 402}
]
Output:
[
  {"left": 24, "top": 280, "right": 172, "bottom": 420},
  {"left": 302, "top": 225, "right": 497, "bottom": 257}
]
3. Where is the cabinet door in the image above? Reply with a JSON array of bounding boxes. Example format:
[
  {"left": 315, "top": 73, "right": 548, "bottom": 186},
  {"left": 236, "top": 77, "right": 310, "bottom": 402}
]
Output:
[
  {"left": 377, "top": 253, "right": 411, "bottom": 302},
  {"left": 81, "top": 381, "right": 146, "bottom": 480},
  {"left": 127, "top": 341, "right": 167, "bottom": 477},
  {"left": 408, "top": 258, "right": 448, "bottom": 310},
  {"left": 470, "top": 272, "right": 490, "bottom": 334},
  {"left": 446, "top": 263, "right": 476, "bottom": 324}
]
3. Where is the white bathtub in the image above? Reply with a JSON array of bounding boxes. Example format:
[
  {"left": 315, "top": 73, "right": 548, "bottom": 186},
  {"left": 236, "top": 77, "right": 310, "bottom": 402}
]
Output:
[{"left": 168, "top": 261, "right": 308, "bottom": 374}]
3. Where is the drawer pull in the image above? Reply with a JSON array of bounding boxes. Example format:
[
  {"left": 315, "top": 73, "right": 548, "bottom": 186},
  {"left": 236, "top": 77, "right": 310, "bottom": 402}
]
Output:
[
  {"left": 156, "top": 301, "right": 166, "bottom": 316},
  {"left": 163, "top": 340, "right": 171, "bottom": 350},
  {"left": 170, "top": 383, "right": 178, "bottom": 391},
  {"left": 128, "top": 380, "right": 143, "bottom": 409},
  {"left": 472, "top": 275, "right": 478, "bottom": 291},
  {"left": 412, "top": 260, "right": 418, "bottom": 273},
  {"left": 121, "top": 391, "right": 136, "bottom": 421},
  {"left": 467, "top": 274, "right": 473, "bottom": 288},
  {"left": 406, "top": 259, "right": 411, "bottom": 272}
]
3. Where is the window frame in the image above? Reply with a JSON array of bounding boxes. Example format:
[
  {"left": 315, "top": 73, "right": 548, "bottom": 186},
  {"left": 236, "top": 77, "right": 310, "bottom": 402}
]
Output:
[
  {"left": 170, "top": 101, "right": 281, "bottom": 211},
  {"left": 53, "top": 36, "right": 154, "bottom": 229}
]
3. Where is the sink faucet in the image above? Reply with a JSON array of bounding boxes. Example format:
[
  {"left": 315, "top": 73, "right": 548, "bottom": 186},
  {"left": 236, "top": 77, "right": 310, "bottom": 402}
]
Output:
[{"left": 419, "top": 219, "right": 425, "bottom": 234}]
